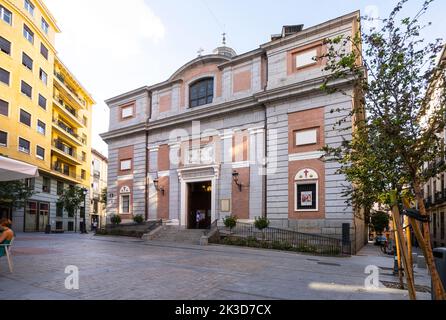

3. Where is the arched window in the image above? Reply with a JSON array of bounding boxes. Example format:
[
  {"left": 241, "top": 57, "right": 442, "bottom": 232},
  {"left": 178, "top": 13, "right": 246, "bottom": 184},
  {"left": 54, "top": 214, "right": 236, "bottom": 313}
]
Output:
[
  {"left": 294, "top": 168, "right": 319, "bottom": 211},
  {"left": 189, "top": 78, "right": 214, "bottom": 108}
]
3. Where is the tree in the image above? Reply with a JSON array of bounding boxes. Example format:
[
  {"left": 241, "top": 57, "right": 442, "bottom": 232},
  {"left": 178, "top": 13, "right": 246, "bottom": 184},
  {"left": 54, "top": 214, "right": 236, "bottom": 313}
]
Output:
[
  {"left": 0, "top": 180, "right": 34, "bottom": 214},
  {"left": 370, "top": 211, "right": 390, "bottom": 234},
  {"left": 321, "top": 0, "right": 446, "bottom": 299},
  {"left": 58, "top": 185, "right": 85, "bottom": 227}
]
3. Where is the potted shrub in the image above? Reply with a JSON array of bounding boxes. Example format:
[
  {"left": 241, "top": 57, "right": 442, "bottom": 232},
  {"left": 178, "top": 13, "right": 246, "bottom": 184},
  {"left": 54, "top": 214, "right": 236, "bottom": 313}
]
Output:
[
  {"left": 133, "top": 214, "right": 144, "bottom": 224},
  {"left": 110, "top": 214, "right": 122, "bottom": 225},
  {"left": 223, "top": 215, "right": 237, "bottom": 234}
]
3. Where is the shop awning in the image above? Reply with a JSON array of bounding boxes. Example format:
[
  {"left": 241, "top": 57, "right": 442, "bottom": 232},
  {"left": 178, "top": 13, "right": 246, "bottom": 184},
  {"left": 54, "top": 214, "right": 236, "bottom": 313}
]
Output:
[{"left": 0, "top": 156, "right": 39, "bottom": 182}]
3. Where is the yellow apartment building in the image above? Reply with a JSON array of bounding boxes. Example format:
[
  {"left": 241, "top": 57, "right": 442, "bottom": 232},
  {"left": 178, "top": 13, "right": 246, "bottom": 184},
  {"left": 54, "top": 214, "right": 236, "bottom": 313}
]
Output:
[{"left": 0, "top": 0, "right": 95, "bottom": 232}]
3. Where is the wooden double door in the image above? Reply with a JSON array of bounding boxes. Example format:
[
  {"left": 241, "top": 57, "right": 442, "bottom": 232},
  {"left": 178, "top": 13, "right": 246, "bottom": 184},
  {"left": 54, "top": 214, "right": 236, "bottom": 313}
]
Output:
[{"left": 24, "top": 201, "right": 50, "bottom": 232}]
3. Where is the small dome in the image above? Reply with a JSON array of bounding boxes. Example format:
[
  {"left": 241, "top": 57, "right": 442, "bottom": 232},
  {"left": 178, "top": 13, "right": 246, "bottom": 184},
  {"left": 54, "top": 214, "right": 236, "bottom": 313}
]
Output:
[{"left": 213, "top": 46, "right": 237, "bottom": 59}]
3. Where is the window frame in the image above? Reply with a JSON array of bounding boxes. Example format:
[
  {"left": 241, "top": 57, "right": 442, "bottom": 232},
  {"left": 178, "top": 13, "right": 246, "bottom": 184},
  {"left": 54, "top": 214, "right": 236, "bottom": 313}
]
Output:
[
  {"left": 294, "top": 127, "right": 319, "bottom": 147},
  {"left": 0, "top": 5, "right": 12, "bottom": 25},
  {"left": 0, "top": 67, "right": 10, "bottom": 85},
  {"left": 36, "top": 145, "right": 45, "bottom": 160},
  {"left": 41, "top": 17, "right": 49, "bottom": 34},
  {"left": 20, "top": 108, "right": 31, "bottom": 127},
  {"left": 189, "top": 78, "right": 214, "bottom": 108},
  {"left": 22, "top": 52, "right": 33, "bottom": 70},
  {"left": 37, "top": 119, "right": 46, "bottom": 135},
  {"left": 42, "top": 176, "right": 51, "bottom": 193},
  {"left": 295, "top": 180, "right": 319, "bottom": 212},
  {"left": 0, "top": 35, "right": 11, "bottom": 55},
  {"left": 18, "top": 137, "right": 30, "bottom": 154},
  {"left": 39, "top": 68, "right": 48, "bottom": 85},
  {"left": 120, "top": 159, "right": 132, "bottom": 171},
  {"left": 120, "top": 103, "right": 135, "bottom": 120},
  {"left": 40, "top": 43, "right": 48, "bottom": 60},
  {"left": 21, "top": 80, "right": 32, "bottom": 98},
  {"left": 120, "top": 194, "right": 130, "bottom": 214},
  {"left": 0, "top": 98, "right": 8, "bottom": 117},
  {"left": 38, "top": 94, "right": 47, "bottom": 110},
  {"left": 24, "top": 0, "right": 34, "bottom": 16},
  {"left": 23, "top": 24, "right": 34, "bottom": 44},
  {"left": 0, "top": 130, "right": 7, "bottom": 147}
]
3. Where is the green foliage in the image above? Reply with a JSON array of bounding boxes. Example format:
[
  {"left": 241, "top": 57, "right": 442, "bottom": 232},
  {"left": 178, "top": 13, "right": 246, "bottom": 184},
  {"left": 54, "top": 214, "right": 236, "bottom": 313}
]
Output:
[
  {"left": 320, "top": 0, "right": 446, "bottom": 212},
  {"left": 371, "top": 211, "right": 390, "bottom": 234},
  {"left": 0, "top": 180, "right": 34, "bottom": 209},
  {"left": 57, "top": 185, "right": 86, "bottom": 217},
  {"left": 110, "top": 215, "right": 122, "bottom": 225},
  {"left": 223, "top": 215, "right": 237, "bottom": 230},
  {"left": 133, "top": 214, "right": 144, "bottom": 224},
  {"left": 254, "top": 217, "right": 270, "bottom": 230}
]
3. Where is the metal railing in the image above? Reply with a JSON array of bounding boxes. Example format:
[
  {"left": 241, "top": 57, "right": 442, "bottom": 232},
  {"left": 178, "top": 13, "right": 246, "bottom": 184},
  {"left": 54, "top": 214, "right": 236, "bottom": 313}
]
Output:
[
  {"left": 213, "top": 222, "right": 350, "bottom": 256},
  {"left": 52, "top": 163, "right": 80, "bottom": 180},
  {"left": 54, "top": 72, "right": 86, "bottom": 106},
  {"left": 52, "top": 140, "right": 84, "bottom": 162},
  {"left": 54, "top": 95, "right": 84, "bottom": 124}
]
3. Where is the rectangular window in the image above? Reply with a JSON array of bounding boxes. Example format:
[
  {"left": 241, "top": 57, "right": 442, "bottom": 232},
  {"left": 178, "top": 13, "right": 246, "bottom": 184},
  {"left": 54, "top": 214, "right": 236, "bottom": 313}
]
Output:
[
  {"left": 36, "top": 145, "right": 45, "bottom": 160},
  {"left": 24, "top": 0, "right": 34, "bottom": 16},
  {"left": 296, "top": 183, "right": 317, "bottom": 210},
  {"left": 42, "top": 176, "right": 51, "bottom": 193},
  {"left": 25, "top": 178, "right": 35, "bottom": 190},
  {"left": 83, "top": 116, "right": 88, "bottom": 126},
  {"left": 22, "top": 52, "right": 33, "bottom": 70},
  {"left": 295, "top": 49, "right": 318, "bottom": 69},
  {"left": 40, "top": 43, "right": 48, "bottom": 60},
  {"left": 0, "top": 131, "right": 7, "bottom": 146},
  {"left": 81, "top": 170, "right": 86, "bottom": 180},
  {"left": 41, "top": 18, "right": 49, "bottom": 34},
  {"left": 0, "top": 67, "right": 10, "bottom": 85},
  {"left": 67, "top": 221, "right": 74, "bottom": 231},
  {"left": 121, "top": 195, "right": 130, "bottom": 214},
  {"left": 18, "top": 137, "right": 30, "bottom": 153},
  {"left": 57, "top": 181, "right": 64, "bottom": 195},
  {"left": 20, "top": 109, "right": 31, "bottom": 126},
  {"left": 37, "top": 120, "right": 46, "bottom": 135},
  {"left": 0, "top": 99, "right": 8, "bottom": 116},
  {"left": 120, "top": 159, "right": 132, "bottom": 171},
  {"left": 21, "top": 81, "right": 32, "bottom": 98},
  {"left": 23, "top": 24, "right": 34, "bottom": 44},
  {"left": 56, "top": 203, "right": 63, "bottom": 217},
  {"left": 295, "top": 128, "right": 318, "bottom": 146},
  {"left": 39, "top": 68, "right": 47, "bottom": 85},
  {"left": 38, "top": 94, "right": 47, "bottom": 110},
  {"left": 0, "top": 5, "right": 12, "bottom": 25},
  {"left": 121, "top": 105, "right": 134, "bottom": 119},
  {"left": 0, "top": 36, "right": 11, "bottom": 55}
]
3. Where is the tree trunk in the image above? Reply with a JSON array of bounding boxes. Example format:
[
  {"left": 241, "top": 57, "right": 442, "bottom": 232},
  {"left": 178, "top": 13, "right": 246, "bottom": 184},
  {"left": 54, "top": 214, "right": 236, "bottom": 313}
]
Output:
[
  {"left": 391, "top": 200, "right": 417, "bottom": 299},
  {"left": 413, "top": 182, "right": 446, "bottom": 300}
]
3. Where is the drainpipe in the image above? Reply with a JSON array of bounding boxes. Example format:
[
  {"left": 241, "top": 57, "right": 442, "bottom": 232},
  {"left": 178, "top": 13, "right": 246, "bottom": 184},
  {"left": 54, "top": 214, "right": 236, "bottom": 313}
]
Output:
[
  {"left": 262, "top": 52, "right": 268, "bottom": 219},
  {"left": 145, "top": 90, "right": 152, "bottom": 221}
]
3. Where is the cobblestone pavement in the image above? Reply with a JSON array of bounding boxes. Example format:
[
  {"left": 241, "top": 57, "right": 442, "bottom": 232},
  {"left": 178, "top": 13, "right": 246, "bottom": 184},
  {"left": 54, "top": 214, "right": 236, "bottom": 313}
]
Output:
[{"left": 0, "top": 233, "right": 431, "bottom": 300}]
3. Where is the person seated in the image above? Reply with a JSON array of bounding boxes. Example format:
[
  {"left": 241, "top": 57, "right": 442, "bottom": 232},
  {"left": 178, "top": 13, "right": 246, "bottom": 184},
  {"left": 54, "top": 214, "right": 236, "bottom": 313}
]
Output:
[{"left": 0, "top": 218, "right": 14, "bottom": 258}]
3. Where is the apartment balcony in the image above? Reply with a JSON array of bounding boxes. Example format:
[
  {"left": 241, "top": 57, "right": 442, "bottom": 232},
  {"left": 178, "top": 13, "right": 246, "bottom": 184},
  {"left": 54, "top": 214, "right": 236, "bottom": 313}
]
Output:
[
  {"left": 51, "top": 140, "right": 84, "bottom": 165},
  {"left": 425, "top": 196, "right": 432, "bottom": 209},
  {"left": 53, "top": 95, "right": 85, "bottom": 128},
  {"left": 93, "top": 169, "right": 100, "bottom": 178},
  {"left": 51, "top": 162, "right": 82, "bottom": 184},
  {"left": 52, "top": 119, "right": 85, "bottom": 146},
  {"left": 54, "top": 72, "right": 87, "bottom": 109}
]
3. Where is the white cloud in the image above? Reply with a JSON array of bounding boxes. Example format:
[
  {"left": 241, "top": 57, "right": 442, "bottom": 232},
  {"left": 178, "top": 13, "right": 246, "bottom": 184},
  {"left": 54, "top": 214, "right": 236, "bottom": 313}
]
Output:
[{"left": 45, "top": 0, "right": 166, "bottom": 156}]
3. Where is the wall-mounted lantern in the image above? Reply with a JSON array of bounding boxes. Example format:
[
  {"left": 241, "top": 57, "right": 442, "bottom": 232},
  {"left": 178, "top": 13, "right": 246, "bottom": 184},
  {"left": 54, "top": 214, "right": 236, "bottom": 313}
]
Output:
[
  {"left": 232, "top": 170, "right": 243, "bottom": 192},
  {"left": 153, "top": 178, "right": 165, "bottom": 196}
]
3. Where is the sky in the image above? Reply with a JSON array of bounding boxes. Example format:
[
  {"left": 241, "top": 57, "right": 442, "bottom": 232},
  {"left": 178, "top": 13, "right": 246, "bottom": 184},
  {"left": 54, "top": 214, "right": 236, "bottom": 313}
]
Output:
[{"left": 44, "top": 0, "right": 446, "bottom": 157}]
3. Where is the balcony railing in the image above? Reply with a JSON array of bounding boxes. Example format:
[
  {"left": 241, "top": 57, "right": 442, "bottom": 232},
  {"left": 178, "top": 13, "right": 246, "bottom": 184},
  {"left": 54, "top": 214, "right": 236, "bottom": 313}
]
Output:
[
  {"left": 52, "top": 162, "right": 80, "bottom": 180},
  {"left": 434, "top": 191, "right": 445, "bottom": 205},
  {"left": 54, "top": 95, "right": 84, "bottom": 125},
  {"left": 52, "top": 119, "right": 86, "bottom": 145},
  {"left": 54, "top": 72, "right": 86, "bottom": 107},
  {"left": 425, "top": 196, "right": 432, "bottom": 209},
  {"left": 52, "top": 140, "right": 84, "bottom": 162}
]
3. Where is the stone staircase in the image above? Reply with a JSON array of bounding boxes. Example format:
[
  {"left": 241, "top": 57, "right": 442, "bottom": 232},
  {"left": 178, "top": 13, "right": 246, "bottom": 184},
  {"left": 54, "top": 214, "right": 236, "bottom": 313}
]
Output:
[{"left": 149, "top": 225, "right": 206, "bottom": 245}]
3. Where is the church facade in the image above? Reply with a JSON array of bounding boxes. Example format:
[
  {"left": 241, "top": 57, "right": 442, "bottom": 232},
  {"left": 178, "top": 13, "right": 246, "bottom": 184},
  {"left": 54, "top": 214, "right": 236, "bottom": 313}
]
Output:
[{"left": 101, "top": 11, "right": 367, "bottom": 253}]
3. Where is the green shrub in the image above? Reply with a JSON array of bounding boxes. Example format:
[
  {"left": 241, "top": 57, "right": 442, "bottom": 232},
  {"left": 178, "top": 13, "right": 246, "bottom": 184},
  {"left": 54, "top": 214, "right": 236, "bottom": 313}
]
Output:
[
  {"left": 110, "top": 215, "right": 122, "bottom": 225},
  {"left": 223, "top": 215, "right": 238, "bottom": 231},
  {"left": 133, "top": 214, "right": 144, "bottom": 224},
  {"left": 254, "top": 217, "right": 270, "bottom": 230}
]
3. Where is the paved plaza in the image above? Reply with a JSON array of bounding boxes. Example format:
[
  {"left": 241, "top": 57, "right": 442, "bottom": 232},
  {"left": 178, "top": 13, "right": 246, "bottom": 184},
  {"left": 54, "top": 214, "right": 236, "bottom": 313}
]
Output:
[{"left": 0, "top": 233, "right": 431, "bottom": 300}]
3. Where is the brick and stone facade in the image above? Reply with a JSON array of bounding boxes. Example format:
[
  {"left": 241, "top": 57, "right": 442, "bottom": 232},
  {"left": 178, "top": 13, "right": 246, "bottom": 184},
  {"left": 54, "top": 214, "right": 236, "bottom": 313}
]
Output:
[{"left": 101, "top": 12, "right": 367, "bottom": 253}]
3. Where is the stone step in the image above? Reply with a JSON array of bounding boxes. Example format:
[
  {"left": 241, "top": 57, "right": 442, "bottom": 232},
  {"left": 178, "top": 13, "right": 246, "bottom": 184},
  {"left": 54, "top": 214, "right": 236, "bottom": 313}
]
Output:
[{"left": 149, "top": 226, "right": 206, "bottom": 244}]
